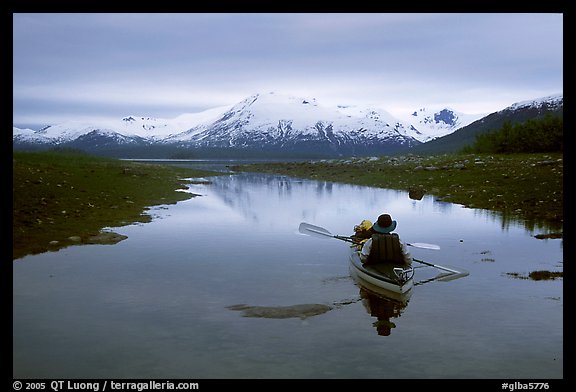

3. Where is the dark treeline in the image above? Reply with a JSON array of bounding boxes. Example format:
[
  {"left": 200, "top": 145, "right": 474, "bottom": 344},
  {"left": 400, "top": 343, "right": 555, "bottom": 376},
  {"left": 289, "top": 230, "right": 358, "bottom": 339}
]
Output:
[{"left": 462, "top": 114, "right": 563, "bottom": 154}]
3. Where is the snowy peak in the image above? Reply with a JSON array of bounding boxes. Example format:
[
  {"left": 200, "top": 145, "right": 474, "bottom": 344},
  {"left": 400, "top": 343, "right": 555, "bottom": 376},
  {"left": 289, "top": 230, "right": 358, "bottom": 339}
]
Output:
[
  {"left": 245, "top": 91, "right": 319, "bottom": 108},
  {"left": 409, "top": 107, "right": 467, "bottom": 128},
  {"left": 218, "top": 92, "right": 346, "bottom": 130},
  {"left": 13, "top": 104, "right": 236, "bottom": 146},
  {"left": 411, "top": 108, "right": 458, "bottom": 126},
  {"left": 402, "top": 107, "right": 486, "bottom": 142},
  {"left": 13, "top": 126, "right": 52, "bottom": 144},
  {"left": 166, "top": 91, "right": 422, "bottom": 154},
  {"left": 507, "top": 93, "right": 563, "bottom": 111}
]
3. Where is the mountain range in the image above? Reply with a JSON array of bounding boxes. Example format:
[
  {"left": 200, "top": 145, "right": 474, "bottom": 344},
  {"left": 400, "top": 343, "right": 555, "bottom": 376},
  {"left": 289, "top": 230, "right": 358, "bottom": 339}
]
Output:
[{"left": 13, "top": 91, "right": 562, "bottom": 158}]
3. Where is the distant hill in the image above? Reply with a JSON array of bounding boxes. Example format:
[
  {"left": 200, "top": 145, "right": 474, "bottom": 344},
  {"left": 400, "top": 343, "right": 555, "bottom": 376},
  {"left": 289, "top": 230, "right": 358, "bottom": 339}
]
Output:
[{"left": 397, "top": 94, "right": 563, "bottom": 155}]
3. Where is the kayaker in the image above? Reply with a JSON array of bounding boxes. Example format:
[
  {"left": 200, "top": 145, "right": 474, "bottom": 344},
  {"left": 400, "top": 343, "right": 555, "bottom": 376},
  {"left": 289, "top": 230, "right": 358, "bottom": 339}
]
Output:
[{"left": 358, "top": 214, "right": 412, "bottom": 266}]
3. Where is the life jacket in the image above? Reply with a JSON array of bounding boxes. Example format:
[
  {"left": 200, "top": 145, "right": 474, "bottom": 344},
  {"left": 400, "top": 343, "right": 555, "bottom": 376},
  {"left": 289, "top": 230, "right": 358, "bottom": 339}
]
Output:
[{"left": 367, "top": 233, "right": 406, "bottom": 265}]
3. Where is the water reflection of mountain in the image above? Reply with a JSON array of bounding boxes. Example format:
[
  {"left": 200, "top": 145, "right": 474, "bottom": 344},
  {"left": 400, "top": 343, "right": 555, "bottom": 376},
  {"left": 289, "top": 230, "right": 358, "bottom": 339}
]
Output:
[
  {"left": 203, "top": 172, "right": 407, "bottom": 227},
  {"left": 190, "top": 170, "right": 551, "bottom": 239}
]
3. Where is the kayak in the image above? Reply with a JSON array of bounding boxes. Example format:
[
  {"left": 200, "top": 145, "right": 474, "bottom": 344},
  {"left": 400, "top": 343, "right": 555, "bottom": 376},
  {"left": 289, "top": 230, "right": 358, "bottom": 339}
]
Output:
[
  {"left": 297, "top": 222, "right": 467, "bottom": 292},
  {"left": 349, "top": 247, "right": 415, "bottom": 294}
]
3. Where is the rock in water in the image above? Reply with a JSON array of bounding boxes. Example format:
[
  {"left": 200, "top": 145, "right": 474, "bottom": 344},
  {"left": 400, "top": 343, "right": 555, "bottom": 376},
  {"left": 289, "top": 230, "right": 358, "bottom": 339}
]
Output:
[{"left": 226, "top": 303, "right": 332, "bottom": 319}]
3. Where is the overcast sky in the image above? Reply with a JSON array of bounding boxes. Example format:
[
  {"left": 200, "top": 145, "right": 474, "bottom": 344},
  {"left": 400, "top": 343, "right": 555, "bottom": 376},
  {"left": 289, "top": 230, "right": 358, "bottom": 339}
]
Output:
[{"left": 13, "top": 13, "right": 563, "bottom": 129}]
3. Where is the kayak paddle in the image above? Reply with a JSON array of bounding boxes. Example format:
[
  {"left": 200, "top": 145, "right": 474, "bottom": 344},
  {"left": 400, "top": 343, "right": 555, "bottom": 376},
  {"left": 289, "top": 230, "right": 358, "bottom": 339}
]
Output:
[
  {"left": 298, "top": 222, "right": 440, "bottom": 250},
  {"left": 298, "top": 222, "right": 355, "bottom": 243}
]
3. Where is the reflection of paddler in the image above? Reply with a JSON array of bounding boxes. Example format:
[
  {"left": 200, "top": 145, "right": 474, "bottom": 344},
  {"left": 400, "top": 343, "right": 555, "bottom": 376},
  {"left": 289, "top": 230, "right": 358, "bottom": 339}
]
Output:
[{"left": 359, "top": 287, "right": 406, "bottom": 336}]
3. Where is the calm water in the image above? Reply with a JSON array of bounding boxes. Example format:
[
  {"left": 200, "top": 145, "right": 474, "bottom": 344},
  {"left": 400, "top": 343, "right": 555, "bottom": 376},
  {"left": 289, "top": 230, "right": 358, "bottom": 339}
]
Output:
[{"left": 13, "top": 169, "right": 563, "bottom": 379}]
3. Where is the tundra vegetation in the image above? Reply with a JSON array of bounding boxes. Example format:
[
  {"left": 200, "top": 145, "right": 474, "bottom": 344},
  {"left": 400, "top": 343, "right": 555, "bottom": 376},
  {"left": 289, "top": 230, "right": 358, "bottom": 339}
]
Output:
[{"left": 13, "top": 151, "right": 221, "bottom": 260}]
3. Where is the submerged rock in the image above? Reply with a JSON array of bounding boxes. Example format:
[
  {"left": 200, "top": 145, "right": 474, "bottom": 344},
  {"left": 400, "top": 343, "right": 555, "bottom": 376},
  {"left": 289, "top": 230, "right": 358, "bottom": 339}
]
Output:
[
  {"left": 227, "top": 303, "right": 333, "bottom": 319},
  {"left": 85, "top": 231, "right": 128, "bottom": 245}
]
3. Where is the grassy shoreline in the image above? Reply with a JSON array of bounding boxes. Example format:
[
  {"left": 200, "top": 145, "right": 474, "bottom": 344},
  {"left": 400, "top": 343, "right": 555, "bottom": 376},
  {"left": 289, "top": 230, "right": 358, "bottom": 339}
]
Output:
[
  {"left": 13, "top": 151, "right": 221, "bottom": 260},
  {"left": 232, "top": 152, "right": 563, "bottom": 233}
]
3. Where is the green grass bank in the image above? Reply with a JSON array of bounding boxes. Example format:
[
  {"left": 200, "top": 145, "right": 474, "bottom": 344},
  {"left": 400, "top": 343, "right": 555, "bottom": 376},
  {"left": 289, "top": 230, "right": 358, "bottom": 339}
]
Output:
[{"left": 13, "top": 151, "right": 221, "bottom": 260}]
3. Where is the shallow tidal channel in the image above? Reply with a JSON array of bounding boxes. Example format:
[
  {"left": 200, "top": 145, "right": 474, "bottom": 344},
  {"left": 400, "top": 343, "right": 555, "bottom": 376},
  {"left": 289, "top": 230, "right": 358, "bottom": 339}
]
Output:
[{"left": 13, "top": 170, "right": 563, "bottom": 379}]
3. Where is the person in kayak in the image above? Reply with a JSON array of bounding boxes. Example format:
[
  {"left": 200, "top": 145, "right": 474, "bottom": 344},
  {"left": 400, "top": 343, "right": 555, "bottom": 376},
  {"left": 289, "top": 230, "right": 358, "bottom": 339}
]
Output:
[{"left": 356, "top": 214, "right": 412, "bottom": 266}]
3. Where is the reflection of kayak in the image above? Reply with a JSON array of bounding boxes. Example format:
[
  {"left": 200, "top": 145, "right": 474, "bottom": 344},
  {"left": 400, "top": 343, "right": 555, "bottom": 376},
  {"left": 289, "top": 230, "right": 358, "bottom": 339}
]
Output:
[
  {"left": 352, "top": 274, "right": 412, "bottom": 337},
  {"left": 349, "top": 248, "right": 414, "bottom": 294},
  {"left": 350, "top": 252, "right": 413, "bottom": 337}
]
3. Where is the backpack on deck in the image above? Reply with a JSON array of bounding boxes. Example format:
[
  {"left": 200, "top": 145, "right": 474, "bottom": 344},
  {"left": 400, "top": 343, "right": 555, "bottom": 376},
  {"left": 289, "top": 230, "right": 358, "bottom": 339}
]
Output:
[{"left": 367, "top": 233, "right": 405, "bottom": 265}]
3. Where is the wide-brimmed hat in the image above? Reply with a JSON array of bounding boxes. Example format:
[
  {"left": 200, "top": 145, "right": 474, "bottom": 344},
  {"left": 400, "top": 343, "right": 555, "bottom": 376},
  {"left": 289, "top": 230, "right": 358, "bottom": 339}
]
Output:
[{"left": 372, "top": 214, "right": 397, "bottom": 233}]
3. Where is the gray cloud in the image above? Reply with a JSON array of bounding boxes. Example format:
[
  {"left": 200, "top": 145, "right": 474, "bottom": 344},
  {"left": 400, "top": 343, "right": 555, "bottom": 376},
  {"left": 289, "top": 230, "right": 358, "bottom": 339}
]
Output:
[{"left": 13, "top": 13, "right": 563, "bottom": 129}]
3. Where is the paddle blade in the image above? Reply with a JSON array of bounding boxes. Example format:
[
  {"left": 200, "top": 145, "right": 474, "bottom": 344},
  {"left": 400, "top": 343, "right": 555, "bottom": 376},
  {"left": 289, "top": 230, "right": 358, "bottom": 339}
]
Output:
[
  {"left": 407, "top": 242, "right": 441, "bottom": 250},
  {"left": 298, "top": 222, "right": 334, "bottom": 239},
  {"left": 436, "top": 270, "right": 470, "bottom": 282}
]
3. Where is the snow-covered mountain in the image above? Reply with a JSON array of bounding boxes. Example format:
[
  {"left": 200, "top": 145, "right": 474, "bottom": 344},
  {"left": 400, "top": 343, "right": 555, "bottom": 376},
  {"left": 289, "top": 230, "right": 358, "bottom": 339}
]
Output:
[
  {"left": 13, "top": 105, "right": 232, "bottom": 143},
  {"left": 162, "top": 92, "right": 422, "bottom": 153},
  {"left": 507, "top": 93, "right": 563, "bottom": 111},
  {"left": 14, "top": 91, "right": 558, "bottom": 158},
  {"left": 13, "top": 92, "right": 425, "bottom": 157},
  {"left": 398, "top": 107, "right": 487, "bottom": 142}
]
